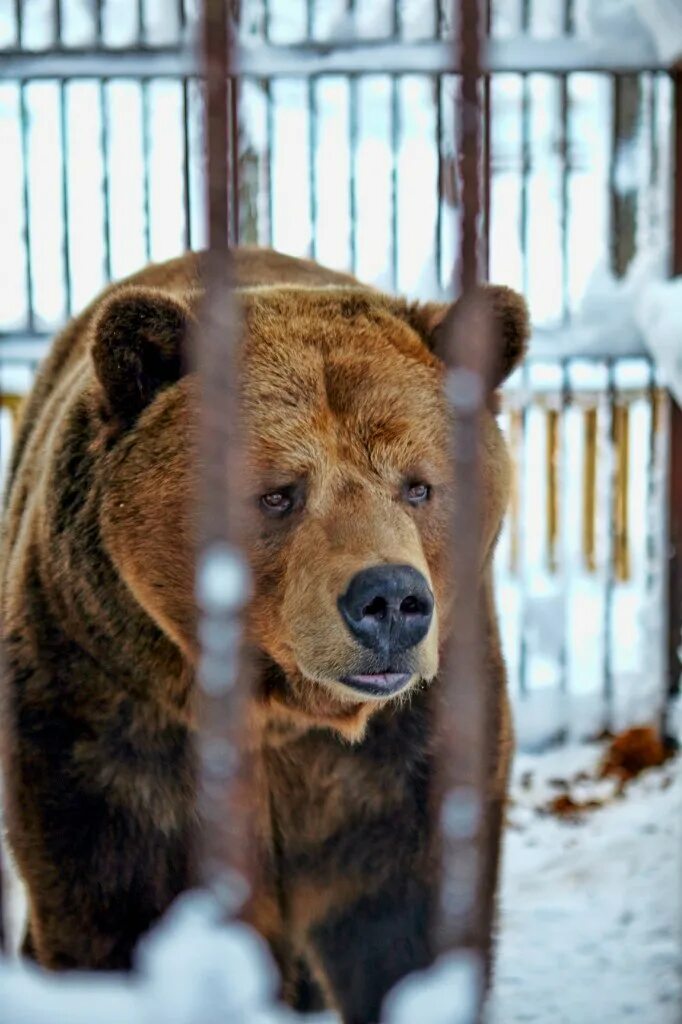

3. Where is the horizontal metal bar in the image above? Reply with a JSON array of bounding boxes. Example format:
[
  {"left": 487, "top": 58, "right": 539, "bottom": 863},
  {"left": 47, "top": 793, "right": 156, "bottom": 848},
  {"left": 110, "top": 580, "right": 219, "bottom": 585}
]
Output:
[
  {"left": 0, "top": 335, "right": 51, "bottom": 361},
  {"left": 0, "top": 35, "right": 668, "bottom": 80},
  {"left": 0, "top": 46, "right": 195, "bottom": 79},
  {"left": 240, "top": 37, "right": 668, "bottom": 77}
]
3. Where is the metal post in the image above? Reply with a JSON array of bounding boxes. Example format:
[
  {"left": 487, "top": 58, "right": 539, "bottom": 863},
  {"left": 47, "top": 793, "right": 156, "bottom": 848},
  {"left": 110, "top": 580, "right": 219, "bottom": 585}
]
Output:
[
  {"left": 434, "top": 2, "right": 500, "bottom": 1018},
  {"left": 194, "top": 0, "right": 252, "bottom": 912},
  {"left": 665, "top": 69, "right": 682, "bottom": 738}
]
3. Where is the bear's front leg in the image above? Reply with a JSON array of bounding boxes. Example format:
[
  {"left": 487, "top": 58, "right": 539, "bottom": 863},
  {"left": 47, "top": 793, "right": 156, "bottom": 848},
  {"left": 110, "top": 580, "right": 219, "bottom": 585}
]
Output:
[
  {"left": 303, "top": 876, "right": 434, "bottom": 1024},
  {"left": 5, "top": 692, "right": 195, "bottom": 971},
  {"left": 16, "top": 788, "right": 194, "bottom": 971}
]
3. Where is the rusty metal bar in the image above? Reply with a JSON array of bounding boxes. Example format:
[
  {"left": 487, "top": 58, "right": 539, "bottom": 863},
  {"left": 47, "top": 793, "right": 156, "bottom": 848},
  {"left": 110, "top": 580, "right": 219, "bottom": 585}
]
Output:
[
  {"left": 482, "top": 0, "right": 492, "bottom": 280},
  {"left": 435, "top": 0, "right": 500, "bottom": 1009},
  {"left": 665, "top": 70, "right": 682, "bottom": 737},
  {"left": 229, "top": 75, "right": 240, "bottom": 246},
  {"left": 194, "top": 0, "right": 252, "bottom": 911}
]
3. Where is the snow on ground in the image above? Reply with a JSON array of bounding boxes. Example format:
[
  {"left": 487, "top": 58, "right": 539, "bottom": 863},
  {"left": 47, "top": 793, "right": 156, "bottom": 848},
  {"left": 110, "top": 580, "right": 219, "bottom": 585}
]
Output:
[{"left": 489, "top": 741, "right": 682, "bottom": 1024}]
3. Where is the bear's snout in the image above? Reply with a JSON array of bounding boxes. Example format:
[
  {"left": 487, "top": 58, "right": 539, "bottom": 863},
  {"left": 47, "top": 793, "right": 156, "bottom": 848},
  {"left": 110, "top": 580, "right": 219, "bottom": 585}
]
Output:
[{"left": 338, "top": 564, "right": 434, "bottom": 659}]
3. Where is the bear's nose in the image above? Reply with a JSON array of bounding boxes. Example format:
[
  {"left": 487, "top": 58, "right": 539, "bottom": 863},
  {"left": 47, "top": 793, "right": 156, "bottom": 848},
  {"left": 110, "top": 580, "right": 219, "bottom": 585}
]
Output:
[{"left": 338, "top": 564, "right": 434, "bottom": 656}]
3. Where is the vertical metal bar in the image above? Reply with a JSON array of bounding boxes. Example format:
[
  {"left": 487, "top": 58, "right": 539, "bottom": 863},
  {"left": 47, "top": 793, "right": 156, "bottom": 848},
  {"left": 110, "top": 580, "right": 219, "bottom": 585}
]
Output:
[
  {"left": 229, "top": 75, "right": 240, "bottom": 246},
  {"left": 665, "top": 70, "right": 682, "bottom": 737},
  {"left": 264, "top": 78, "right": 274, "bottom": 247},
  {"left": 19, "top": 81, "right": 35, "bottom": 334},
  {"left": 390, "top": 74, "right": 400, "bottom": 292},
  {"left": 482, "top": 0, "right": 492, "bottom": 280},
  {"left": 519, "top": 0, "right": 531, "bottom": 296},
  {"left": 435, "top": 75, "right": 443, "bottom": 291},
  {"left": 609, "top": 74, "right": 639, "bottom": 279},
  {"left": 435, "top": 2, "right": 499, "bottom": 1011},
  {"left": 602, "top": 361, "right": 616, "bottom": 731},
  {"left": 14, "top": 0, "right": 23, "bottom": 47},
  {"left": 94, "top": 0, "right": 104, "bottom": 46},
  {"left": 263, "top": 0, "right": 274, "bottom": 248},
  {"left": 54, "top": 0, "right": 63, "bottom": 47},
  {"left": 181, "top": 77, "right": 192, "bottom": 250},
  {"left": 348, "top": 75, "right": 358, "bottom": 275},
  {"left": 545, "top": 405, "right": 560, "bottom": 574},
  {"left": 59, "top": 80, "right": 72, "bottom": 319},
  {"left": 559, "top": 72, "right": 570, "bottom": 322},
  {"left": 195, "top": 0, "right": 251, "bottom": 906},
  {"left": 392, "top": 0, "right": 401, "bottom": 39},
  {"left": 141, "top": 79, "right": 152, "bottom": 263},
  {"left": 507, "top": 407, "right": 522, "bottom": 575},
  {"left": 137, "top": 0, "right": 146, "bottom": 45},
  {"left": 0, "top": 844, "right": 5, "bottom": 954},
  {"left": 99, "top": 78, "right": 112, "bottom": 282},
  {"left": 307, "top": 76, "right": 317, "bottom": 260},
  {"left": 583, "top": 405, "right": 598, "bottom": 573},
  {"left": 613, "top": 401, "right": 630, "bottom": 583},
  {"left": 557, "top": 363, "right": 569, "bottom": 698},
  {"left": 645, "top": 361, "right": 659, "bottom": 594},
  {"left": 519, "top": 74, "right": 530, "bottom": 297}
]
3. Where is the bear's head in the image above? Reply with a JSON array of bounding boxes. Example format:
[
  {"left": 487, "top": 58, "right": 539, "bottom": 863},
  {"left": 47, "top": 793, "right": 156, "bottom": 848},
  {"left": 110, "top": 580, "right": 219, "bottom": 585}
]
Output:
[{"left": 92, "top": 280, "right": 528, "bottom": 740}]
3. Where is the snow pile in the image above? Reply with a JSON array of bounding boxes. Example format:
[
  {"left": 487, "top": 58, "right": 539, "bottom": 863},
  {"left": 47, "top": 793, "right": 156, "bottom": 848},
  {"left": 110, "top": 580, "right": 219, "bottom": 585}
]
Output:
[
  {"left": 0, "top": 891, "right": 297, "bottom": 1024},
  {"left": 384, "top": 952, "right": 480, "bottom": 1024},
  {"left": 632, "top": 0, "right": 682, "bottom": 64},
  {"left": 490, "top": 740, "right": 682, "bottom": 1023},
  {"left": 636, "top": 278, "right": 682, "bottom": 407}
]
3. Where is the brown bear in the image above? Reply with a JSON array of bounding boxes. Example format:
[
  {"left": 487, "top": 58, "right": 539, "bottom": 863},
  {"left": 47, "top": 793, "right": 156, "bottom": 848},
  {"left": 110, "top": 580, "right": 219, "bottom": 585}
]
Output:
[{"left": 0, "top": 248, "right": 528, "bottom": 1023}]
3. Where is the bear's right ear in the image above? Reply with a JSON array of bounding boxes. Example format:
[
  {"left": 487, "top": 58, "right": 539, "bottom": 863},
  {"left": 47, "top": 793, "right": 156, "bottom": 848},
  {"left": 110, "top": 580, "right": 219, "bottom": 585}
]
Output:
[
  {"left": 407, "top": 285, "right": 530, "bottom": 388},
  {"left": 91, "top": 286, "right": 191, "bottom": 426}
]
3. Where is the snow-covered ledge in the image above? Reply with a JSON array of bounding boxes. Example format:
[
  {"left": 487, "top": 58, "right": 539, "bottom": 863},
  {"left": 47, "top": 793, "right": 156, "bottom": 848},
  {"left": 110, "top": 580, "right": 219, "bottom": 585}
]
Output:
[{"left": 526, "top": 257, "right": 682, "bottom": 409}]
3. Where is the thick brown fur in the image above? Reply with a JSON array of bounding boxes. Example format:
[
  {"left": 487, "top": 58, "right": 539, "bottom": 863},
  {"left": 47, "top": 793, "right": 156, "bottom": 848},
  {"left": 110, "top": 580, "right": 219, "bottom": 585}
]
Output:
[{"left": 0, "top": 248, "right": 527, "bottom": 1022}]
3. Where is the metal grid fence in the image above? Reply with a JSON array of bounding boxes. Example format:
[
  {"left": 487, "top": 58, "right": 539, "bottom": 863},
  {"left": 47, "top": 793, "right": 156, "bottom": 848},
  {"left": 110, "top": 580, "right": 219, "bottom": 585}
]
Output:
[
  {"left": 0, "top": 1, "right": 680, "bottom": 1020},
  {"left": 1, "top": 0, "right": 679, "bottom": 747}
]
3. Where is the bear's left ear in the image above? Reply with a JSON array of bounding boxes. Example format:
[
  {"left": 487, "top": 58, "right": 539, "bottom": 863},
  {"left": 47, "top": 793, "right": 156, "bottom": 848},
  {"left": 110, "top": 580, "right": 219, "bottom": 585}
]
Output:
[
  {"left": 408, "top": 284, "right": 530, "bottom": 387},
  {"left": 91, "top": 285, "right": 191, "bottom": 425}
]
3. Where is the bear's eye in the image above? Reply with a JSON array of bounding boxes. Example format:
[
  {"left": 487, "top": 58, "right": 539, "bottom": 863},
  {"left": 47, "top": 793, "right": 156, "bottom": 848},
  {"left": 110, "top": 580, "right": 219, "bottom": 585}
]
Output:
[
  {"left": 260, "top": 489, "right": 294, "bottom": 516},
  {"left": 404, "top": 482, "right": 431, "bottom": 506}
]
